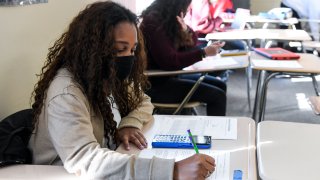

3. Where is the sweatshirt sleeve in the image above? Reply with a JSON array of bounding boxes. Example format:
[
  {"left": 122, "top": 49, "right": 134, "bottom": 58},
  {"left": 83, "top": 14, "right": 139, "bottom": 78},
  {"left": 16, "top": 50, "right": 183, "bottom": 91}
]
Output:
[
  {"left": 46, "top": 93, "right": 173, "bottom": 179},
  {"left": 141, "top": 17, "right": 203, "bottom": 71},
  {"left": 118, "top": 93, "right": 154, "bottom": 130}
]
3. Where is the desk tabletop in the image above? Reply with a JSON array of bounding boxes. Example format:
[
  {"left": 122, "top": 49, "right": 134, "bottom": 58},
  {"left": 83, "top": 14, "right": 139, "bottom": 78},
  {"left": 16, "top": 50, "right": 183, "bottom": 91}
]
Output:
[
  {"left": 257, "top": 121, "right": 320, "bottom": 180},
  {"left": 251, "top": 52, "right": 320, "bottom": 73},
  {"left": 248, "top": 17, "right": 299, "bottom": 24},
  {"left": 298, "top": 18, "right": 320, "bottom": 23},
  {"left": 146, "top": 55, "right": 249, "bottom": 77},
  {"left": 117, "top": 115, "right": 257, "bottom": 180},
  {"left": 302, "top": 41, "right": 320, "bottom": 51},
  {"left": 0, "top": 116, "right": 256, "bottom": 179},
  {"left": 223, "top": 16, "right": 298, "bottom": 24},
  {"left": 206, "top": 29, "right": 311, "bottom": 41},
  {"left": 0, "top": 165, "right": 81, "bottom": 179}
]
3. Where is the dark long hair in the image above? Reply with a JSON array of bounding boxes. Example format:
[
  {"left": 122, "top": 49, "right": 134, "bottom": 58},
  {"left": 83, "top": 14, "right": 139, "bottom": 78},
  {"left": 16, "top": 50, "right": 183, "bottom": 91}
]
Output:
[
  {"left": 31, "top": 1, "right": 149, "bottom": 148},
  {"left": 140, "top": 0, "right": 193, "bottom": 48}
]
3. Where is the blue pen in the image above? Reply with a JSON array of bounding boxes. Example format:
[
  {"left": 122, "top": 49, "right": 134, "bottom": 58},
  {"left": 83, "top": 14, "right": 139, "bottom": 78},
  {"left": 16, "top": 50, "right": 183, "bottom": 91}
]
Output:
[{"left": 187, "top": 129, "right": 199, "bottom": 154}]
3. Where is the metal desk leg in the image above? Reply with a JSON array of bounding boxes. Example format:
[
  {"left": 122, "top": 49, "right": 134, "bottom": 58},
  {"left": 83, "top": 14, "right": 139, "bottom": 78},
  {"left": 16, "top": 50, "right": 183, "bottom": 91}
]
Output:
[
  {"left": 244, "top": 40, "right": 252, "bottom": 111},
  {"left": 311, "top": 73, "right": 320, "bottom": 96},
  {"left": 246, "top": 64, "right": 252, "bottom": 111},
  {"left": 258, "top": 72, "right": 281, "bottom": 122},
  {"left": 252, "top": 70, "right": 266, "bottom": 122},
  {"left": 173, "top": 73, "right": 207, "bottom": 115}
]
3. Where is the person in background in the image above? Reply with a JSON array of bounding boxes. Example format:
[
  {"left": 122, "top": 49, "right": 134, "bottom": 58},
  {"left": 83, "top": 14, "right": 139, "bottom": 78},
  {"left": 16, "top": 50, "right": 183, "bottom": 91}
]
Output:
[
  {"left": 140, "top": 0, "right": 227, "bottom": 116},
  {"left": 185, "top": 0, "right": 246, "bottom": 51},
  {"left": 281, "top": 0, "right": 320, "bottom": 41},
  {"left": 28, "top": 1, "right": 215, "bottom": 179},
  {"left": 185, "top": 0, "right": 234, "bottom": 39},
  {"left": 184, "top": 0, "right": 239, "bottom": 82}
]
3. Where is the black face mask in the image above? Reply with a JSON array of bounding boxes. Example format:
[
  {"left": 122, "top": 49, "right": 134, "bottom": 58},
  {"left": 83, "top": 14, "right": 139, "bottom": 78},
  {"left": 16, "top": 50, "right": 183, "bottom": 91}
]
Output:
[{"left": 114, "top": 55, "right": 135, "bottom": 80}]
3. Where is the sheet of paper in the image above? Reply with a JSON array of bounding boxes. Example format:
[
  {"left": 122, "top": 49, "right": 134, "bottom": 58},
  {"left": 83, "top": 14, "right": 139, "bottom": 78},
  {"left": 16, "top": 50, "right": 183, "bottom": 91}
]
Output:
[
  {"left": 183, "top": 57, "right": 239, "bottom": 70},
  {"left": 152, "top": 116, "right": 237, "bottom": 140},
  {"left": 252, "top": 59, "right": 302, "bottom": 68},
  {"left": 139, "top": 149, "right": 230, "bottom": 180}
]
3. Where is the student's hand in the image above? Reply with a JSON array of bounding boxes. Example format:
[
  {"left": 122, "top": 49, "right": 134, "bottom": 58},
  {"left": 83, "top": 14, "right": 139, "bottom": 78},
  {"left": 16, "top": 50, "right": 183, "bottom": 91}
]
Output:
[
  {"left": 118, "top": 127, "right": 148, "bottom": 150},
  {"left": 203, "top": 41, "right": 225, "bottom": 56},
  {"left": 173, "top": 154, "right": 215, "bottom": 180},
  {"left": 176, "top": 12, "right": 188, "bottom": 32}
]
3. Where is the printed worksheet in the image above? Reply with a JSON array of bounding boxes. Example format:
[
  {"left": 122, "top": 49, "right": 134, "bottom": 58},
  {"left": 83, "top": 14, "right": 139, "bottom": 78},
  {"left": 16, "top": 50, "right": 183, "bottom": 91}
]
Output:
[
  {"left": 139, "top": 149, "right": 230, "bottom": 180},
  {"left": 152, "top": 116, "right": 237, "bottom": 140},
  {"left": 183, "top": 57, "right": 239, "bottom": 70}
]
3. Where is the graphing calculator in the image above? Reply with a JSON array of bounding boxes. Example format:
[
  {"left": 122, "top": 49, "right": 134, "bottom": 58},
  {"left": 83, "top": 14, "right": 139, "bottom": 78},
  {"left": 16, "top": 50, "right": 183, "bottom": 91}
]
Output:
[{"left": 151, "top": 135, "right": 212, "bottom": 149}]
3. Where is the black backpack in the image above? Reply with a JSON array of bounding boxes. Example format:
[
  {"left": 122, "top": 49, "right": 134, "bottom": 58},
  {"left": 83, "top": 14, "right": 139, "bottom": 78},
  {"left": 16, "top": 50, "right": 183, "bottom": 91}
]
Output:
[{"left": 0, "top": 109, "right": 33, "bottom": 167}]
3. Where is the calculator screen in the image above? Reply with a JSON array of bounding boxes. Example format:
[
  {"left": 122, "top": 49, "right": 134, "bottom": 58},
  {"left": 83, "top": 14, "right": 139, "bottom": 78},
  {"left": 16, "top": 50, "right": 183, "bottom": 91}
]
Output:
[{"left": 194, "top": 136, "right": 211, "bottom": 144}]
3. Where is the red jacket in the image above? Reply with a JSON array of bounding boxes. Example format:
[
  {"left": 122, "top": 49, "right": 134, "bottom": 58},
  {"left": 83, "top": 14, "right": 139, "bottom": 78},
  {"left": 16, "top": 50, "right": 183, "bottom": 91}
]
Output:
[{"left": 185, "top": 0, "right": 234, "bottom": 34}]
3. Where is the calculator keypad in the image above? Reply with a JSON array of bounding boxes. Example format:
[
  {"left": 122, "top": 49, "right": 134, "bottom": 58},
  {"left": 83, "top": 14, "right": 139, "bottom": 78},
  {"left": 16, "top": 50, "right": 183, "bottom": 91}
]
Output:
[{"left": 154, "top": 135, "right": 190, "bottom": 143}]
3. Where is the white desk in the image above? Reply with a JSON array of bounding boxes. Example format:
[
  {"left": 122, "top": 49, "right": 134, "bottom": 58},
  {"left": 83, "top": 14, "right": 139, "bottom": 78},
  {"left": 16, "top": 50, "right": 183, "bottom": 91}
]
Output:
[
  {"left": 206, "top": 29, "right": 311, "bottom": 42},
  {"left": 117, "top": 115, "right": 257, "bottom": 180},
  {"left": 248, "top": 17, "right": 298, "bottom": 29},
  {"left": 0, "top": 116, "right": 257, "bottom": 179},
  {"left": 251, "top": 52, "right": 320, "bottom": 122},
  {"left": 206, "top": 29, "right": 312, "bottom": 51},
  {"left": 206, "top": 29, "right": 312, "bottom": 110},
  {"left": 257, "top": 121, "right": 320, "bottom": 180},
  {"left": 222, "top": 16, "right": 299, "bottom": 29},
  {"left": 146, "top": 55, "right": 249, "bottom": 77},
  {"left": 302, "top": 41, "right": 320, "bottom": 55},
  {"left": 298, "top": 18, "right": 320, "bottom": 23},
  {"left": 0, "top": 165, "right": 81, "bottom": 179}
]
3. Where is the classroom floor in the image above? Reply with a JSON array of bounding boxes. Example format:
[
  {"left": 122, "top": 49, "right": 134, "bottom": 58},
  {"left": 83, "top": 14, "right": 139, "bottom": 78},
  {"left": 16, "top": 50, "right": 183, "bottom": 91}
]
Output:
[{"left": 224, "top": 68, "right": 319, "bottom": 123}]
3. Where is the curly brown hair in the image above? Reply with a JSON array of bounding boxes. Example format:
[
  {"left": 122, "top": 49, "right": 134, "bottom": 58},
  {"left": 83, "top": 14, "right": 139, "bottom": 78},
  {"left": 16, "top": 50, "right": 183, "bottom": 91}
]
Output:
[{"left": 31, "top": 1, "right": 149, "bottom": 148}]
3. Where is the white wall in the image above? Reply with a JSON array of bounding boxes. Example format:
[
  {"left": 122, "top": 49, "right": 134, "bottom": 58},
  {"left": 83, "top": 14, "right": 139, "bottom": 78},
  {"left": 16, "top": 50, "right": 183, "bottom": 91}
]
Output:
[
  {"left": 136, "top": 0, "right": 154, "bottom": 16},
  {"left": 0, "top": 0, "right": 282, "bottom": 119},
  {"left": 250, "top": 0, "right": 281, "bottom": 14},
  {"left": 0, "top": 0, "right": 135, "bottom": 119}
]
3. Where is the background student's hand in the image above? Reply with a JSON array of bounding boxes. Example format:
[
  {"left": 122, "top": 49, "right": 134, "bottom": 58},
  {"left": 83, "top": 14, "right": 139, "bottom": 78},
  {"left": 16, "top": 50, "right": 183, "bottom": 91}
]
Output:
[
  {"left": 204, "top": 41, "right": 225, "bottom": 56},
  {"left": 118, "top": 127, "right": 148, "bottom": 150},
  {"left": 173, "top": 154, "right": 216, "bottom": 180},
  {"left": 176, "top": 12, "right": 188, "bottom": 32}
]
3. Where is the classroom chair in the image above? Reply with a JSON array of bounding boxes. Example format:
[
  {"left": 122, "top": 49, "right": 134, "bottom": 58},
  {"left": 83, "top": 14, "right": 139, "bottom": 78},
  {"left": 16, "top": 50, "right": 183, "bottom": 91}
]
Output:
[
  {"left": 150, "top": 73, "right": 207, "bottom": 115},
  {"left": 152, "top": 101, "right": 201, "bottom": 115},
  {"left": 309, "top": 96, "right": 320, "bottom": 115}
]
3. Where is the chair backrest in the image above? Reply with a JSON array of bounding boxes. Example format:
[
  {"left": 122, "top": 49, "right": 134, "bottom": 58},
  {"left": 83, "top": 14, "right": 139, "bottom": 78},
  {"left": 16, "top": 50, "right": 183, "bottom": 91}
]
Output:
[
  {"left": 152, "top": 102, "right": 201, "bottom": 115},
  {"left": 153, "top": 102, "right": 201, "bottom": 108},
  {"left": 0, "top": 109, "right": 33, "bottom": 167},
  {"left": 231, "top": 8, "right": 251, "bottom": 30}
]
